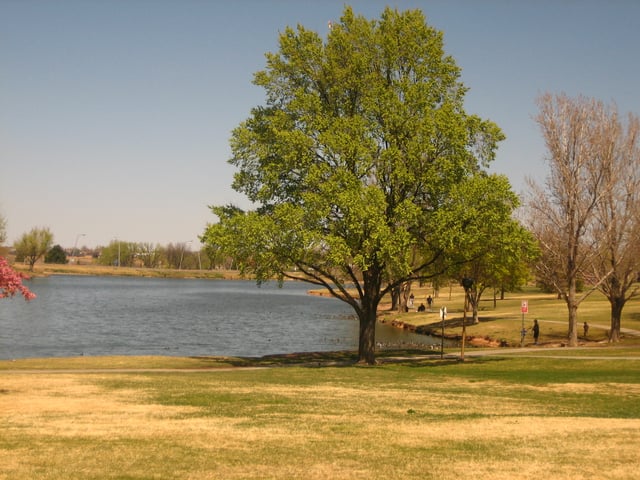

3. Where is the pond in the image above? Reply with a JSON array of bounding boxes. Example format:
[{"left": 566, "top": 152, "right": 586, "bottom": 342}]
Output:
[{"left": 0, "top": 275, "right": 443, "bottom": 359}]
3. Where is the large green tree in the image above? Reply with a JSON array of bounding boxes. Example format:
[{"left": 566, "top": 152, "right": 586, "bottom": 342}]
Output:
[
  {"left": 13, "top": 227, "right": 54, "bottom": 271},
  {"left": 203, "top": 6, "right": 508, "bottom": 364}
]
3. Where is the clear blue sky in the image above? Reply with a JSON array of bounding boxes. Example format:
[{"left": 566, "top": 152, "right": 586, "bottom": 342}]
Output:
[{"left": 2, "top": 0, "right": 639, "bottom": 249}]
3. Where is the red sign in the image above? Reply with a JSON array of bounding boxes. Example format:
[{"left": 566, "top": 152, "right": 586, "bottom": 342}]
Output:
[{"left": 521, "top": 300, "right": 528, "bottom": 314}]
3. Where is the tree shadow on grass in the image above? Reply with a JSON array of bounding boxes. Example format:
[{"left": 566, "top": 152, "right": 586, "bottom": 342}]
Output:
[
  {"left": 379, "top": 353, "right": 509, "bottom": 368},
  {"left": 192, "top": 349, "right": 508, "bottom": 369}
]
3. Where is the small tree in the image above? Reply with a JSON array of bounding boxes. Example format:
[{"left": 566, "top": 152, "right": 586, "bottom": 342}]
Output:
[
  {"left": 436, "top": 174, "right": 538, "bottom": 323},
  {"left": 45, "top": 244, "right": 68, "bottom": 264},
  {"left": 164, "top": 243, "right": 188, "bottom": 269},
  {"left": 14, "top": 227, "right": 54, "bottom": 272},
  {"left": 458, "top": 222, "right": 538, "bottom": 323},
  {"left": 138, "top": 242, "right": 163, "bottom": 268}
]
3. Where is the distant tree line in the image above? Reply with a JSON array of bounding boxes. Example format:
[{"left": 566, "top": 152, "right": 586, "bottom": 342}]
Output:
[{"left": 5, "top": 227, "right": 232, "bottom": 271}]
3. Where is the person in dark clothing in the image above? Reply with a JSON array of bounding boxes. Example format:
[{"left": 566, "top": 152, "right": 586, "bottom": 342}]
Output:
[{"left": 532, "top": 319, "right": 540, "bottom": 345}]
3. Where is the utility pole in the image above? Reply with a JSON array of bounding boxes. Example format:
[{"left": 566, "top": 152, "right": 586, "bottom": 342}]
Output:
[
  {"left": 73, "top": 233, "right": 86, "bottom": 264},
  {"left": 460, "top": 278, "right": 474, "bottom": 362}
]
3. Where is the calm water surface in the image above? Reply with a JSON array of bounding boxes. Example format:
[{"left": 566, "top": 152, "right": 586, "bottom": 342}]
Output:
[{"left": 0, "top": 275, "right": 437, "bottom": 359}]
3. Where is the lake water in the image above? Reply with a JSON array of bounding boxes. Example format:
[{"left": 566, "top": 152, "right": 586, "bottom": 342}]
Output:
[{"left": 0, "top": 275, "right": 440, "bottom": 359}]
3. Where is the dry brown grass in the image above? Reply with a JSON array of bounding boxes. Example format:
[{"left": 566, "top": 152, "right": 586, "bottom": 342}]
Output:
[
  {"left": 1, "top": 362, "right": 639, "bottom": 480},
  {"left": 11, "top": 261, "right": 242, "bottom": 280}
]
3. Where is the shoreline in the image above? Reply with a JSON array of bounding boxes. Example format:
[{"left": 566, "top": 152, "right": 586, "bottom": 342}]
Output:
[{"left": 12, "top": 262, "right": 241, "bottom": 280}]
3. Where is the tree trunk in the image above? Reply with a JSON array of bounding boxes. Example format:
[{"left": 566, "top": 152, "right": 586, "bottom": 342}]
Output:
[
  {"left": 567, "top": 299, "right": 579, "bottom": 346},
  {"left": 396, "top": 281, "right": 411, "bottom": 312},
  {"left": 565, "top": 272, "right": 579, "bottom": 346},
  {"left": 390, "top": 286, "right": 399, "bottom": 311},
  {"left": 358, "top": 308, "right": 377, "bottom": 365},
  {"left": 471, "top": 291, "right": 479, "bottom": 324},
  {"left": 469, "top": 288, "right": 483, "bottom": 325},
  {"left": 609, "top": 297, "right": 624, "bottom": 342},
  {"left": 358, "top": 269, "right": 382, "bottom": 365}
]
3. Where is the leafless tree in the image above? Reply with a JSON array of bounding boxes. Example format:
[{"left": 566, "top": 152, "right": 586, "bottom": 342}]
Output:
[
  {"left": 137, "top": 242, "right": 163, "bottom": 268},
  {"left": 526, "top": 93, "right": 619, "bottom": 346},
  {"left": 587, "top": 110, "right": 640, "bottom": 341}
]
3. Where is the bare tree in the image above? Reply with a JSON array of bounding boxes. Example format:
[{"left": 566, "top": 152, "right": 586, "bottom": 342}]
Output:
[
  {"left": 137, "top": 242, "right": 163, "bottom": 268},
  {"left": 588, "top": 110, "right": 640, "bottom": 342},
  {"left": 163, "top": 243, "right": 177, "bottom": 269},
  {"left": 527, "top": 93, "right": 617, "bottom": 346}
]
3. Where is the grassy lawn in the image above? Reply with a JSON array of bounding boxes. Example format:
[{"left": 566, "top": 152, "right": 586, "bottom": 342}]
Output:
[
  {"left": 383, "top": 285, "right": 640, "bottom": 348},
  {"left": 1, "top": 352, "right": 639, "bottom": 479}
]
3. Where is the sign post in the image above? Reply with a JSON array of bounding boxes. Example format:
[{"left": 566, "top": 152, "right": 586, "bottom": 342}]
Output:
[
  {"left": 520, "top": 300, "right": 528, "bottom": 346},
  {"left": 439, "top": 306, "right": 447, "bottom": 359}
]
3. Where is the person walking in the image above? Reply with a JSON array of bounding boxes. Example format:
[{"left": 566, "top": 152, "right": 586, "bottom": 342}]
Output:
[
  {"left": 532, "top": 319, "right": 540, "bottom": 345},
  {"left": 583, "top": 322, "right": 589, "bottom": 338}
]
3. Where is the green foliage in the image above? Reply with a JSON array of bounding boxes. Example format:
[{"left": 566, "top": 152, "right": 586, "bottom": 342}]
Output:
[
  {"left": 44, "top": 244, "right": 68, "bottom": 264},
  {"left": 13, "top": 227, "right": 54, "bottom": 271},
  {"left": 97, "top": 240, "right": 128, "bottom": 267},
  {"left": 435, "top": 174, "right": 539, "bottom": 317},
  {"left": 203, "top": 6, "right": 513, "bottom": 362}
]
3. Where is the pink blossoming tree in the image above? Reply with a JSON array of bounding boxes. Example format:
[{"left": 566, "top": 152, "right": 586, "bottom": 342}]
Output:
[{"left": 0, "top": 256, "right": 36, "bottom": 301}]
